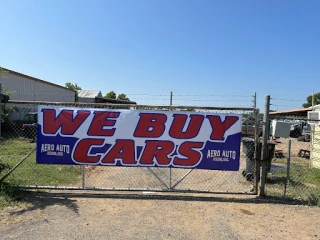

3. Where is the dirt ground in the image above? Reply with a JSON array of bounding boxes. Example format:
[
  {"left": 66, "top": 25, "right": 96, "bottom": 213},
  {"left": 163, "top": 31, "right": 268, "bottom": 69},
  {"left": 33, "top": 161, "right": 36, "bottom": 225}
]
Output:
[
  {"left": 273, "top": 137, "right": 311, "bottom": 157},
  {"left": 79, "top": 146, "right": 254, "bottom": 193},
  {"left": 1, "top": 137, "right": 318, "bottom": 239},
  {"left": 0, "top": 191, "right": 319, "bottom": 240},
  {"left": 83, "top": 165, "right": 253, "bottom": 193}
]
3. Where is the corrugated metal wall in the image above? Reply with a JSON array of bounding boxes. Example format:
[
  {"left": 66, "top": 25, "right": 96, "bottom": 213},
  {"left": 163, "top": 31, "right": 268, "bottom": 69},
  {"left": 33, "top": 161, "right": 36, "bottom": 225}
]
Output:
[{"left": 1, "top": 72, "right": 75, "bottom": 102}]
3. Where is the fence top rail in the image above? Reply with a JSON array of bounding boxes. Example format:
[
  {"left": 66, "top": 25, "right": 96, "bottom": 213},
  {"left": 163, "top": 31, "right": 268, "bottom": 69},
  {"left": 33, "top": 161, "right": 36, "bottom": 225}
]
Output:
[{"left": 7, "top": 100, "right": 256, "bottom": 111}]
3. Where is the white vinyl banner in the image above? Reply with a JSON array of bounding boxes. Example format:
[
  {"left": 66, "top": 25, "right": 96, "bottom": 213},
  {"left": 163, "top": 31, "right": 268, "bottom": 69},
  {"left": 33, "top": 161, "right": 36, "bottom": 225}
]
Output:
[{"left": 36, "top": 106, "right": 242, "bottom": 171}]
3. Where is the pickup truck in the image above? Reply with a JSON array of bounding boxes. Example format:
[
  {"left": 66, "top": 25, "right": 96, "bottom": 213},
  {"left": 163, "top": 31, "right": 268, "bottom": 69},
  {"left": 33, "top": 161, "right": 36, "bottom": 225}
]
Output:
[{"left": 21, "top": 112, "right": 37, "bottom": 142}]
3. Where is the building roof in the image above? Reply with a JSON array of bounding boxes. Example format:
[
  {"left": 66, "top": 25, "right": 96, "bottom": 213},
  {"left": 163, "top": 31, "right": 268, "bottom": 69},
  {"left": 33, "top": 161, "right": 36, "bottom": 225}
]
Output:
[
  {"left": 95, "top": 96, "right": 137, "bottom": 105},
  {"left": 270, "top": 108, "right": 311, "bottom": 116},
  {"left": 1, "top": 67, "right": 76, "bottom": 93},
  {"left": 77, "top": 90, "right": 102, "bottom": 98}
]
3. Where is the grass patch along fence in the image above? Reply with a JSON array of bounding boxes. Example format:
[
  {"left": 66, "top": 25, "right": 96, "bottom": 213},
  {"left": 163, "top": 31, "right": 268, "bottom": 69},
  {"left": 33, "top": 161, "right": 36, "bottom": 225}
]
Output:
[
  {"left": 0, "top": 137, "right": 81, "bottom": 208},
  {"left": 266, "top": 155, "right": 320, "bottom": 206}
]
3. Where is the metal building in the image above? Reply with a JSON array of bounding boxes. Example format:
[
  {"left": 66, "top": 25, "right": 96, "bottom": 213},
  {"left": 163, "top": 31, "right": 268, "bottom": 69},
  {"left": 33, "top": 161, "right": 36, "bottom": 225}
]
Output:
[
  {"left": 77, "top": 90, "right": 103, "bottom": 103},
  {"left": 77, "top": 90, "right": 137, "bottom": 105},
  {"left": 1, "top": 67, "right": 76, "bottom": 121},
  {"left": 1, "top": 68, "right": 76, "bottom": 102}
]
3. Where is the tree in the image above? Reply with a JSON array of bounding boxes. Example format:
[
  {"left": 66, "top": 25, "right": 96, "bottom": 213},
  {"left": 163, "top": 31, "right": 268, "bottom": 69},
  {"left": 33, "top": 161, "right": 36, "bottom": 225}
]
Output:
[
  {"left": 0, "top": 87, "right": 15, "bottom": 126},
  {"left": 65, "top": 82, "right": 82, "bottom": 102},
  {"left": 65, "top": 82, "right": 82, "bottom": 91},
  {"left": 117, "top": 93, "right": 130, "bottom": 101},
  {"left": 0, "top": 68, "right": 13, "bottom": 124},
  {"left": 259, "top": 113, "right": 264, "bottom": 119},
  {"left": 104, "top": 91, "right": 131, "bottom": 101},
  {"left": 302, "top": 92, "right": 320, "bottom": 108},
  {"left": 105, "top": 91, "right": 116, "bottom": 99},
  {"left": 0, "top": 67, "right": 7, "bottom": 78}
]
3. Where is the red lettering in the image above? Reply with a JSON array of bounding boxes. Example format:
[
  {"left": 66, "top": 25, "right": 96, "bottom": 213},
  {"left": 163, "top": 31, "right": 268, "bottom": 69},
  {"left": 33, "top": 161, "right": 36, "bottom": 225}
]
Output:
[
  {"left": 206, "top": 116, "right": 239, "bottom": 140},
  {"left": 73, "top": 139, "right": 104, "bottom": 163},
  {"left": 88, "top": 111, "right": 120, "bottom": 136},
  {"left": 42, "top": 109, "right": 90, "bottom": 135},
  {"left": 133, "top": 113, "right": 167, "bottom": 138},
  {"left": 173, "top": 142, "right": 203, "bottom": 166},
  {"left": 169, "top": 114, "right": 204, "bottom": 139},
  {"left": 101, "top": 140, "right": 136, "bottom": 165},
  {"left": 139, "top": 141, "right": 174, "bottom": 165}
]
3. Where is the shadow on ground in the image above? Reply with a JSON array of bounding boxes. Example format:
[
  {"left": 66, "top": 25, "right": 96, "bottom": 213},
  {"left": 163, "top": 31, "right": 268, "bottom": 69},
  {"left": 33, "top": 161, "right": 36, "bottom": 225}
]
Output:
[
  {"left": 0, "top": 184, "right": 79, "bottom": 215},
  {"left": 37, "top": 191, "right": 308, "bottom": 205},
  {"left": 2, "top": 184, "right": 315, "bottom": 216}
]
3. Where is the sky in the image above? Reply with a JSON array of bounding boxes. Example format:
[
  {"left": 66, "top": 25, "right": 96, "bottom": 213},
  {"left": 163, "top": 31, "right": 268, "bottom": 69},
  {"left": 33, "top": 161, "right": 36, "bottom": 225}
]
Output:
[{"left": 0, "top": 0, "right": 319, "bottom": 110}]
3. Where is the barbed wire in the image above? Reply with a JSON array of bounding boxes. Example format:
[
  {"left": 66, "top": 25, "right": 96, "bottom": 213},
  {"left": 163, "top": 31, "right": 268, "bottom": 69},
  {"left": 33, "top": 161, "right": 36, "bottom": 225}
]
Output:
[
  {"left": 173, "top": 94, "right": 251, "bottom": 98},
  {"left": 270, "top": 104, "right": 305, "bottom": 108},
  {"left": 9, "top": 92, "right": 254, "bottom": 97},
  {"left": 270, "top": 95, "right": 305, "bottom": 109},
  {"left": 125, "top": 98, "right": 170, "bottom": 101},
  {"left": 126, "top": 93, "right": 252, "bottom": 98},
  {"left": 125, "top": 94, "right": 170, "bottom": 97},
  {"left": 171, "top": 104, "right": 253, "bottom": 108},
  {"left": 271, "top": 98, "right": 305, "bottom": 102},
  {"left": 128, "top": 97, "right": 252, "bottom": 102},
  {"left": 173, "top": 99, "right": 252, "bottom": 102},
  {"left": 5, "top": 92, "right": 256, "bottom": 109}
]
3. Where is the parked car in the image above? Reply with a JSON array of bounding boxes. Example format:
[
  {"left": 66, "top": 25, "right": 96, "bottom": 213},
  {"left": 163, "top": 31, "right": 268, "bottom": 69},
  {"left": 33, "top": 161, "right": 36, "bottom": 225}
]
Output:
[{"left": 21, "top": 112, "right": 38, "bottom": 142}]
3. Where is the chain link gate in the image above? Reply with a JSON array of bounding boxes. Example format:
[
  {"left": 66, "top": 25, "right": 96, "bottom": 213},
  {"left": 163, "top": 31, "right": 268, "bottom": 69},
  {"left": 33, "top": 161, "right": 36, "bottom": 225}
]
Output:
[{"left": 0, "top": 100, "right": 260, "bottom": 195}]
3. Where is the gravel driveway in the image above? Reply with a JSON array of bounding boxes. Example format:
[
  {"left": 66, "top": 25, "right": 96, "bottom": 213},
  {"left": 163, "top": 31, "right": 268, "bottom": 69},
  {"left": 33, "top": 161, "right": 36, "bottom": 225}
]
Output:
[{"left": 0, "top": 191, "right": 319, "bottom": 240}]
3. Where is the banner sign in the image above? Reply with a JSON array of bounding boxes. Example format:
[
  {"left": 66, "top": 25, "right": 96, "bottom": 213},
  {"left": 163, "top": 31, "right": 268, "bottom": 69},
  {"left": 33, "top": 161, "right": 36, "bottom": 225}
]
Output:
[{"left": 36, "top": 106, "right": 242, "bottom": 171}]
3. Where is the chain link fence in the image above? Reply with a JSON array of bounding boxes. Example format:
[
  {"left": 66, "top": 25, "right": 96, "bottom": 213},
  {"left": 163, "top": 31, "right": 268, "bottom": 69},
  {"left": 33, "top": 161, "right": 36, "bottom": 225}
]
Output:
[
  {"left": 0, "top": 100, "right": 259, "bottom": 195},
  {"left": 265, "top": 113, "right": 320, "bottom": 205}
]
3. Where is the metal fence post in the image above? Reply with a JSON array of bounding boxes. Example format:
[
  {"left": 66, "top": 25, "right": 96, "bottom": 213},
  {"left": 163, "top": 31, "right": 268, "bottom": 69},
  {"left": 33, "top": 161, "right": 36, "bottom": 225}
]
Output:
[
  {"left": 254, "top": 108, "right": 260, "bottom": 194},
  {"left": 169, "top": 91, "right": 173, "bottom": 190},
  {"left": 284, "top": 139, "right": 291, "bottom": 197},
  {"left": 260, "top": 95, "right": 270, "bottom": 196}
]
